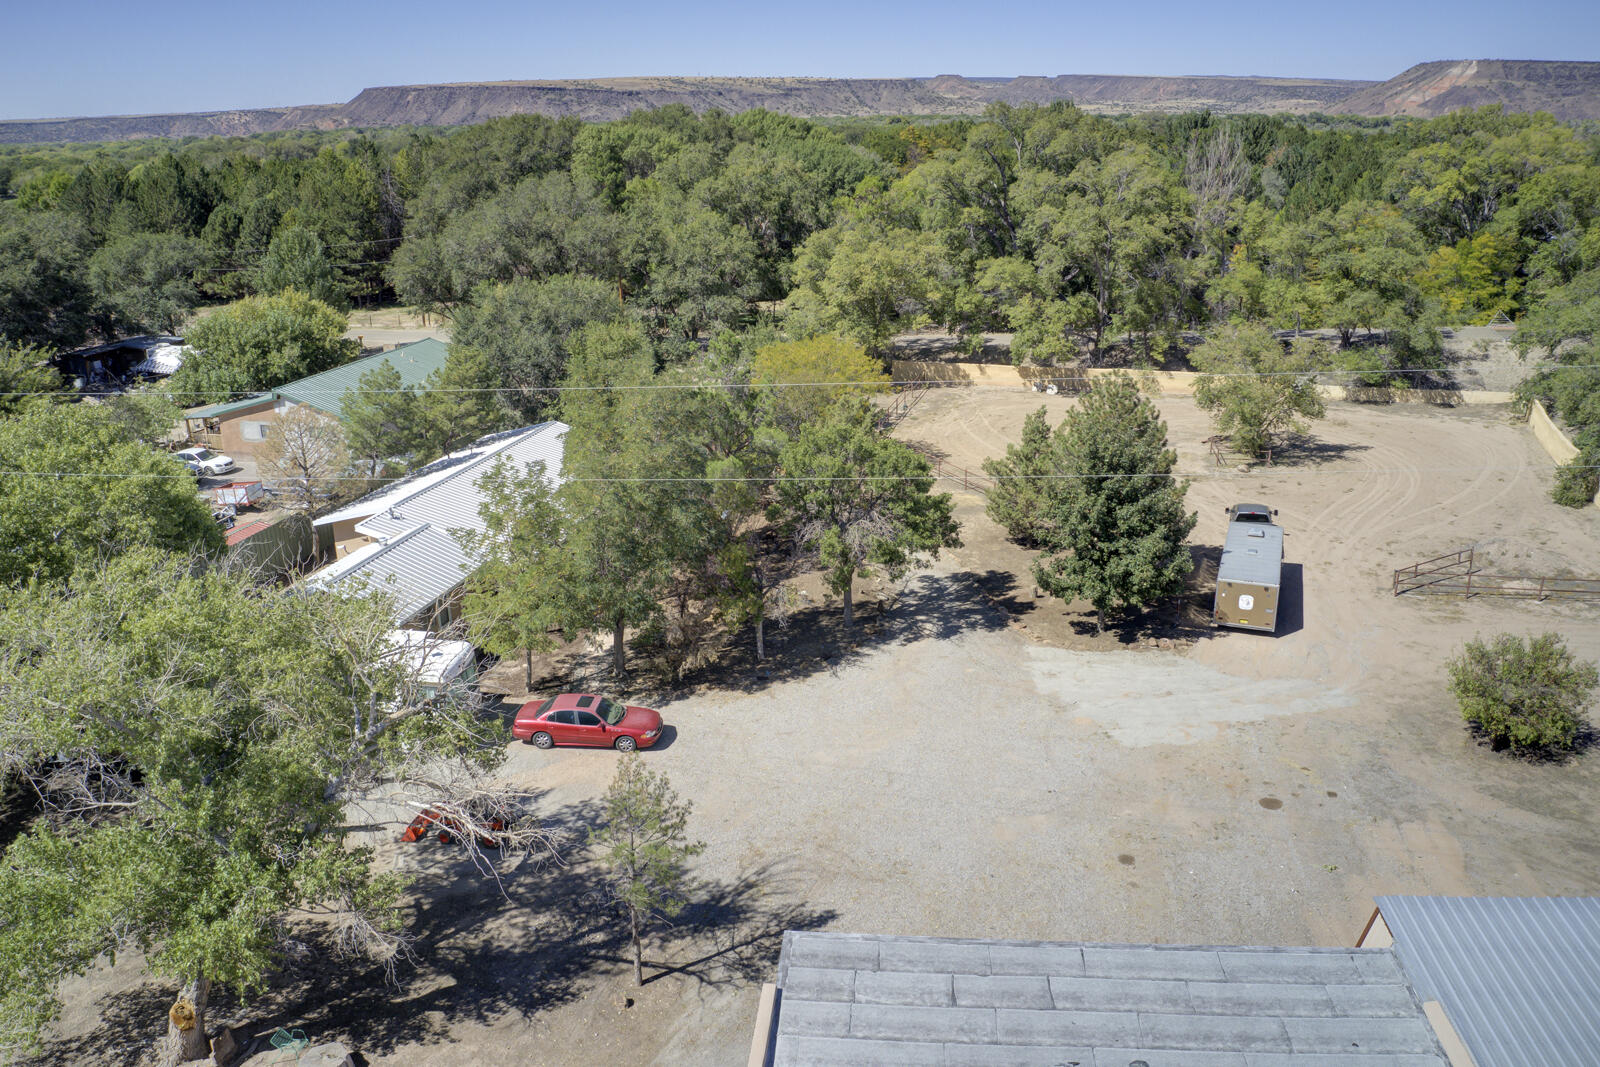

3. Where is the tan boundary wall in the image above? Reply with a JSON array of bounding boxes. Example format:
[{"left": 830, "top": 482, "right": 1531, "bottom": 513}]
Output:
[
  {"left": 1529, "top": 399, "right": 1581, "bottom": 464},
  {"left": 890, "top": 361, "right": 1513, "bottom": 406}
]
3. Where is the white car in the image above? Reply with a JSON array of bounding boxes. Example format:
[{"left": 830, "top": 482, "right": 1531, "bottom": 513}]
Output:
[{"left": 175, "top": 447, "right": 237, "bottom": 477}]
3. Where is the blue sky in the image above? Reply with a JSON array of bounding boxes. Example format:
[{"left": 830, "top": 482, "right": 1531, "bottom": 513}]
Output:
[{"left": 4, "top": 0, "right": 1597, "bottom": 120}]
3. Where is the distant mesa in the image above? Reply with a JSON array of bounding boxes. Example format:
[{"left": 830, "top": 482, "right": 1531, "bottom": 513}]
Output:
[{"left": 3, "top": 60, "right": 1598, "bottom": 144}]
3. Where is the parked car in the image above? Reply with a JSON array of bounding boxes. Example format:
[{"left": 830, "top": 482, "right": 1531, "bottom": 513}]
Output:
[
  {"left": 512, "top": 693, "right": 664, "bottom": 751},
  {"left": 175, "top": 446, "right": 237, "bottom": 477}
]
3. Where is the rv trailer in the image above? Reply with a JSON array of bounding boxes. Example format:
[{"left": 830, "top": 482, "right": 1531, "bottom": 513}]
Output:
[{"left": 1213, "top": 503, "right": 1283, "bottom": 633}]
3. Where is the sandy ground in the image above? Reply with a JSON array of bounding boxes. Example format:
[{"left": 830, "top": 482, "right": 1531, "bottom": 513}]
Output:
[{"left": 27, "top": 391, "right": 1600, "bottom": 1067}]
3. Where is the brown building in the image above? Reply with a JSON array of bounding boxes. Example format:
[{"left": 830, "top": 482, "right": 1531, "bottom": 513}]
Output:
[{"left": 181, "top": 337, "right": 451, "bottom": 458}]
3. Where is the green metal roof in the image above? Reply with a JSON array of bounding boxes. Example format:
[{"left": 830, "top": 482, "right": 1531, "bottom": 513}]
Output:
[
  {"left": 186, "top": 394, "right": 277, "bottom": 419},
  {"left": 280, "top": 337, "right": 451, "bottom": 415},
  {"left": 184, "top": 337, "right": 452, "bottom": 420}
]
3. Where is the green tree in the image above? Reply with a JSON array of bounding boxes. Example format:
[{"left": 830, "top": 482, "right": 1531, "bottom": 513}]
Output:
[
  {"left": 982, "top": 406, "right": 1058, "bottom": 544},
  {"left": 0, "top": 404, "right": 221, "bottom": 586},
  {"left": 254, "top": 225, "right": 346, "bottom": 308},
  {"left": 340, "top": 359, "right": 423, "bottom": 478},
  {"left": 0, "top": 338, "right": 66, "bottom": 417},
  {"left": 175, "top": 290, "right": 358, "bottom": 397},
  {"left": 415, "top": 344, "right": 514, "bottom": 459},
  {"left": 787, "top": 224, "right": 947, "bottom": 355},
  {"left": 774, "top": 399, "right": 961, "bottom": 629},
  {"left": 750, "top": 334, "right": 889, "bottom": 437},
  {"left": 87, "top": 232, "right": 210, "bottom": 335},
  {"left": 1033, "top": 375, "right": 1195, "bottom": 632},
  {"left": 1017, "top": 145, "right": 1191, "bottom": 358},
  {"left": 1191, "top": 324, "right": 1331, "bottom": 456},
  {"left": 548, "top": 322, "right": 675, "bottom": 678},
  {"left": 590, "top": 754, "right": 705, "bottom": 987},
  {"left": 452, "top": 274, "right": 626, "bottom": 421},
  {"left": 0, "top": 209, "right": 95, "bottom": 349},
  {"left": 0, "top": 551, "right": 552, "bottom": 1062},
  {"left": 1447, "top": 633, "right": 1598, "bottom": 752},
  {"left": 454, "top": 456, "right": 566, "bottom": 692}
]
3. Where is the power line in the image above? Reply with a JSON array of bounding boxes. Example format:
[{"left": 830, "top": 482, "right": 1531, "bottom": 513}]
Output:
[
  {"left": 7, "top": 364, "right": 1596, "bottom": 400},
  {"left": 0, "top": 464, "right": 1590, "bottom": 485}
]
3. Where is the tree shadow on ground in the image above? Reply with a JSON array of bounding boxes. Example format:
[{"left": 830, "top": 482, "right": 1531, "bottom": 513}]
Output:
[
  {"left": 30, "top": 805, "right": 834, "bottom": 1065},
  {"left": 1058, "top": 545, "right": 1231, "bottom": 647},
  {"left": 1266, "top": 436, "right": 1372, "bottom": 467},
  {"left": 678, "top": 569, "right": 1016, "bottom": 696}
]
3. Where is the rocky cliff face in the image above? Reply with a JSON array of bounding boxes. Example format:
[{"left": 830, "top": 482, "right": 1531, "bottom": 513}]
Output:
[
  {"left": 1330, "top": 60, "right": 1600, "bottom": 121},
  {"left": 3, "top": 63, "right": 1595, "bottom": 145}
]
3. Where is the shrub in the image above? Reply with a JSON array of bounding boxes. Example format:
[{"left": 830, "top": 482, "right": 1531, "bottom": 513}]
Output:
[{"left": 1446, "top": 633, "right": 1598, "bottom": 753}]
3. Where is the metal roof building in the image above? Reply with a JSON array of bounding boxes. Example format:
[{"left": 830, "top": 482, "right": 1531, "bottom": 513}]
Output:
[
  {"left": 1374, "top": 896, "right": 1600, "bottom": 1067},
  {"left": 302, "top": 422, "right": 566, "bottom": 626},
  {"left": 186, "top": 337, "right": 451, "bottom": 420},
  {"left": 761, "top": 931, "right": 1449, "bottom": 1066}
]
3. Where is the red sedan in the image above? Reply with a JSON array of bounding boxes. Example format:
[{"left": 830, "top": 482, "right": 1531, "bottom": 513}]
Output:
[{"left": 512, "top": 693, "right": 664, "bottom": 751}]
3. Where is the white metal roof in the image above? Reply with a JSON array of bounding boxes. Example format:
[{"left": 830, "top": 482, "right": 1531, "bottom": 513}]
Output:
[{"left": 303, "top": 423, "right": 566, "bottom": 623}]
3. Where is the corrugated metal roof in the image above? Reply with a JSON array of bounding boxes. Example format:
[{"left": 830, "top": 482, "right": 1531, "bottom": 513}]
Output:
[
  {"left": 1378, "top": 895, "right": 1600, "bottom": 1067},
  {"left": 1218, "top": 520, "right": 1284, "bottom": 588},
  {"left": 302, "top": 423, "right": 566, "bottom": 624},
  {"left": 279, "top": 337, "right": 451, "bottom": 416},
  {"left": 771, "top": 932, "right": 1448, "bottom": 1065},
  {"left": 184, "top": 337, "right": 451, "bottom": 419}
]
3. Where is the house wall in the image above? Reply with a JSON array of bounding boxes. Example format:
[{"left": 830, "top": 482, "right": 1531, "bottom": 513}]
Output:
[{"left": 186, "top": 398, "right": 281, "bottom": 457}]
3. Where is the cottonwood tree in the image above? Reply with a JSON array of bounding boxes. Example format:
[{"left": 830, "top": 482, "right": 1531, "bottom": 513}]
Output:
[
  {"left": 1447, "top": 633, "right": 1598, "bottom": 752},
  {"left": 982, "top": 406, "right": 1059, "bottom": 544},
  {"left": 258, "top": 404, "right": 350, "bottom": 512},
  {"left": 591, "top": 754, "right": 705, "bottom": 986},
  {"left": 750, "top": 334, "right": 889, "bottom": 438},
  {"left": 0, "top": 338, "right": 66, "bottom": 417},
  {"left": 1033, "top": 375, "right": 1195, "bottom": 632},
  {"left": 774, "top": 398, "right": 961, "bottom": 629},
  {"left": 174, "top": 290, "right": 358, "bottom": 397},
  {"left": 1191, "top": 323, "right": 1331, "bottom": 457},
  {"left": 0, "top": 551, "right": 559, "bottom": 1065},
  {"left": 254, "top": 226, "right": 346, "bottom": 308},
  {"left": 0, "top": 402, "right": 220, "bottom": 586}
]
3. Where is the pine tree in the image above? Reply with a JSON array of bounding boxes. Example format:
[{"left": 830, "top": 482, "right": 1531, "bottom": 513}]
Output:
[
  {"left": 982, "top": 405, "right": 1059, "bottom": 544},
  {"left": 591, "top": 755, "right": 705, "bottom": 986},
  {"left": 341, "top": 359, "right": 421, "bottom": 478},
  {"left": 1033, "top": 375, "right": 1195, "bottom": 632}
]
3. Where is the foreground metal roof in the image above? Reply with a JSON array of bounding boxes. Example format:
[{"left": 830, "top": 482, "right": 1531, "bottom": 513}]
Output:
[
  {"left": 770, "top": 932, "right": 1447, "bottom": 1066},
  {"left": 1378, "top": 895, "right": 1600, "bottom": 1067}
]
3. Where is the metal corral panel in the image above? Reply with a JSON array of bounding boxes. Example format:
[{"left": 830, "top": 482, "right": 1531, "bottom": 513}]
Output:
[{"left": 1378, "top": 895, "right": 1600, "bottom": 1067}]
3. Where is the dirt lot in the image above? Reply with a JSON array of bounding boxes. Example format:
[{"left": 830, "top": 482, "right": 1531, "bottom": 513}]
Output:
[{"left": 30, "top": 391, "right": 1600, "bottom": 1067}]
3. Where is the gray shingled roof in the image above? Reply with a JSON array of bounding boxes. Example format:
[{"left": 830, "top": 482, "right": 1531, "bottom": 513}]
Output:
[
  {"left": 771, "top": 932, "right": 1448, "bottom": 1067},
  {"left": 1378, "top": 895, "right": 1600, "bottom": 1067}
]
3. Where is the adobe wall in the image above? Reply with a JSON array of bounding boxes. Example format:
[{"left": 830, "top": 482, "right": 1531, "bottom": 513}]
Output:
[{"left": 890, "top": 361, "right": 1514, "bottom": 406}]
